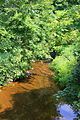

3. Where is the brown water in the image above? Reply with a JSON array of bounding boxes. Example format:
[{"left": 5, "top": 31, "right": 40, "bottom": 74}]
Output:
[{"left": 0, "top": 61, "right": 59, "bottom": 120}]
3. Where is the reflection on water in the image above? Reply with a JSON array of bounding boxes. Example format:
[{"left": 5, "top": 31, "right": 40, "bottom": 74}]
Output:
[
  {"left": 0, "top": 61, "right": 58, "bottom": 120},
  {"left": 55, "top": 104, "right": 78, "bottom": 120},
  {"left": 0, "top": 61, "right": 79, "bottom": 120}
]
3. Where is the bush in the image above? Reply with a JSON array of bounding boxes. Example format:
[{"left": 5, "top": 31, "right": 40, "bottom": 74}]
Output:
[
  {"left": 53, "top": 0, "right": 80, "bottom": 10},
  {"left": 57, "top": 58, "right": 80, "bottom": 114},
  {"left": 0, "top": 0, "right": 54, "bottom": 85},
  {"left": 0, "top": 0, "right": 80, "bottom": 85},
  {"left": 50, "top": 45, "right": 77, "bottom": 86}
]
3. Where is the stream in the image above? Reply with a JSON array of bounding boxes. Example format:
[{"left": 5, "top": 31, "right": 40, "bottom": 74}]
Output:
[{"left": 0, "top": 61, "right": 78, "bottom": 120}]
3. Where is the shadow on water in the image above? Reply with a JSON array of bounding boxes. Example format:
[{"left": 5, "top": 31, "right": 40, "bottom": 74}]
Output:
[
  {"left": 0, "top": 61, "right": 58, "bottom": 120},
  {"left": 0, "top": 89, "right": 79, "bottom": 120},
  {"left": 0, "top": 88, "right": 58, "bottom": 120}
]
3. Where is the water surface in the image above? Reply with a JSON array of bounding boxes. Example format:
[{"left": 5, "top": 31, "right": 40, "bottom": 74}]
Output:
[
  {"left": 55, "top": 103, "right": 78, "bottom": 120},
  {"left": 0, "top": 61, "right": 58, "bottom": 120},
  {"left": 0, "top": 61, "right": 79, "bottom": 120}
]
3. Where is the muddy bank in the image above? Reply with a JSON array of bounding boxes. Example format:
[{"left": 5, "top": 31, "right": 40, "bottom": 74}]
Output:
[{"left": 0, "top": 61, "right": 58, "bottom": 120}]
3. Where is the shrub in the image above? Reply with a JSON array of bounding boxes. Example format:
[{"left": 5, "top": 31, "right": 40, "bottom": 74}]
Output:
[
  {"left": 50, "top": 45, "right": 77, "bottom": 86},
  {"left": 0, "top": 0, "right": 54, "bottom": 85}
]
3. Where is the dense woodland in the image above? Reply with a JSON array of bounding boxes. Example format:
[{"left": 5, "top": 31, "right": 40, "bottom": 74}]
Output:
[{"left": 0, "top": 0, "right": 80, "bottom": 117}]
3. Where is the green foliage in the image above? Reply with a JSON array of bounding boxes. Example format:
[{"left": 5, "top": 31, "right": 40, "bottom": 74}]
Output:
[
  {"left": 0, "top": 0, "right": 80, "bottom": 83},
  {"left": 50, "top": 45, "right": 77, "bottom": 86},
  {"left": 53, "top": 0, "right": 80, "bottom": 10},
  {"left": 52, "top": 35, "right": 80, "bottom": 117},
  {"left": 50, "top": 4, "right": 80, "bottom": 86},
  {"left": 49, "top": 2, "right": 80, "bottom": 113},
  {"left": 56, "top": 58, "right": 80, "bottom": 113},
  {"left": 0, "top": 0, "right": 54, "bottom": 85}
]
